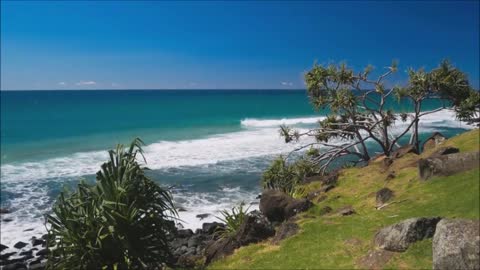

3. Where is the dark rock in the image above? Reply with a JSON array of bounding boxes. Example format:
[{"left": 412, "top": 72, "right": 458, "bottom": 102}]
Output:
[
  {"left": 19, "top": 254, "right": 34, "bottom": 261},
  {"left": 272, "top": 222, "right": 299, "bottom": 244},
  {"left": 0, "top": 243, "right": 8, "bottom": 252},
  {"left": 234, "top": 211, "right": 275, "bottom": 246},
  {"left": 31, "top": 238, "right": 45, "bottom": 247},
  {"left": 375, "top": 217, "right": 442, "bottom": 252},
  {"left": 176, "top": 229, "right": 194, "bottom": 238},
  {"left": 418, "top": 151, "right": 480, "bottom": 180},
  {"left": 29, "top": 262, "right": 46, "bottom": 270},
  {"left": 429, "top": 146, "right": 459, "bottom": 157},
  {"left": 187, "top": 234, "right": 206, "bottom": 248},
  {"left": 202, "top": 222, "right": 224, "bottom": 235},
  {"left": 391, "top": 144, "right": 418, "bottom": 159},
  {"left": 177, "top": 207, "right": 187, "bottom": 212},
  {"left": 35, "top": 249, "right": 49, "bottom": 256},
  {"left": 338, "top": 206, "right": 356, "bottom": 216},
  {"left": 2, "top": 263, "right": 27, "bottom": 270},
  {"left": 0, "top": 252, "right": 16, "bottom": 260},
  {"left": 13, "top": 242, "right": 27, "bottom": 249},
  {"left": 376, "top": 188, "right": 394, "bottom": 207},
  {"left": 204, "top": 237, "right": 239, "bottom": 264},
  {"left": 255, "top": 194, "right": 261, "bottom": 199},
  {"left": 3, "top": 218, "right": 13, "bottom": 222},
  {"left": 205, "top": 211, "right": 274, "bottom": 264},
  {"left": 259, "top": 190, "right": 313, "bottom": 222},
  {"left": 194, "top": 229, "right": 203, "bottom": 234},
  {"left": 18, "top": 250, "right": 32, "bottom": 257},
  {"left": 433, "top": 219, "right": 479, "bottom": 270},
  {"left": 41, "top": 234, "right": 48, "bottom": 240},
  {"left": 0, "top": 208, "right": 10, "bottom": 214},
  {"left": 319, "top": 206, "right": 332, "bottom": 215},
  {"left": 23, "top": 229, "right": 34, "bottom": 232},
  {"left": 423, "top": 132, "right": 447, "bottom": 152},
  {"left": 196, "top": 213, "right": 210, "bottom": 220}
]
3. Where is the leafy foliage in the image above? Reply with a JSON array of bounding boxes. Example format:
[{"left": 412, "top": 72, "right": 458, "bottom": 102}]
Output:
[
  {"left": 261, "top": 156, "right": 318, "bottom": 194},
  {"left": 215, "top": 202, "right": 249, "bottom": 238},
  {"left": 46, "top": 138, "right": 177, "bottom": 270}
]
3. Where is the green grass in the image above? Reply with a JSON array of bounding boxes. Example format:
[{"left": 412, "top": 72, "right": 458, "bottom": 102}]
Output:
[{"left": 210, "top": 129, "right": 479, "bottom": 270}]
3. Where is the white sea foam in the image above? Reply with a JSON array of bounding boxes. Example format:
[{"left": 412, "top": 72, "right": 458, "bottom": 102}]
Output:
[
  {"left": 241, "top": 116, "right": 325, "bottom": 127},
  {"left": 0, "top": 109, "right": 473, "bottom": 248}
]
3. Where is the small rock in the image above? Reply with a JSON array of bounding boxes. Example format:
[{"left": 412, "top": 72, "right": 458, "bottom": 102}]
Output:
[
  {"left": 0, "top": 243, "right": 8, "bottom": 252},
  {"left": 177, "top": 254, "right": 203, "bottom": 268},
  {"left": 31, "top": 238, "right": 45, "bottom": 247},
  {"left": 271, "top": 222, "right": 299, "bottom": 244},
  {"left": 18, "top": 250, "right": 32, "bottom": 256},
  {"left": 202, "top": 222, "right": 224, "bottom": 235},
  {"left": 0, "top": 208, "right": 10, "bottom": 214},
  {"left": 0, "top": 252, "right": 16, "bottom": 260},
  {"left": 13, "top": 242, "right": 27, "bottom": 249},
  {"left": 196, "top": 213, "right": 210, "bottom": 220},
  {"left": 338, "top": 206, "right": 356, "bottom": 216},
  {"left": 375, "top": 217, "right": 442, "bottom": 252},
  {"left": 255, "top": 194, "right": 261, "bottom": 199},
  {"left": 429, "top": 147, "right": 459, "bottom": 157},
  {"left": 23, "top": 228, "right": 34, "bottom": 232},
  {"left": 376, "top": 188, "right": 394, "bottom": 207},
  {"left": 35, "top": 249, "right": 49, "bottom": 256},
  {"left": 433, "top": 219, "right": 479, "bottom": 270},
  {"left": 176, "top": 229, "right": 194, "bottom": 238},
  {"left": 3, "top": 218, "right": 13, "bottom": 222},
  {"left": 177, "top": 207, "right": 187, "bottom": 212}
]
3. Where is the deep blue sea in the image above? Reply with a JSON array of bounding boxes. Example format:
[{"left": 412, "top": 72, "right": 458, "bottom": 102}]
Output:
[{"left": 0, "top": 90, "right": 473, "bottom": 248}]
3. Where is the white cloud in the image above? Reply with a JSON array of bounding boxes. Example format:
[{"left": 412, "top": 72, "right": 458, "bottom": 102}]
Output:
[
  {"left": 281, "top": 81, "right": 293, "bottom": 86},
  {"left": 76, "top": 81, "right": 97, "bottom": 86},
  {"left": 58, "top": 82, "right": 67, "bottom": 86}
]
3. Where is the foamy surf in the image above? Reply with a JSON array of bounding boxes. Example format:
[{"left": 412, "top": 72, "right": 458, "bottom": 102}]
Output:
[{"left": 241, "top": 116, "right": 325, "bottom": 128}]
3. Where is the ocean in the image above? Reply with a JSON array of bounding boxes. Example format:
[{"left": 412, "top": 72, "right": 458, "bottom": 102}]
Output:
[{"left": 0, "top": 90, "right": 473, "bottom": 248}]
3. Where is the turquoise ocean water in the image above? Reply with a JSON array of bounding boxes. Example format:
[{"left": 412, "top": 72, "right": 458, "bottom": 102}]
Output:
[{"left": 0, "top": 90, "right": 472, "bottom": 248}]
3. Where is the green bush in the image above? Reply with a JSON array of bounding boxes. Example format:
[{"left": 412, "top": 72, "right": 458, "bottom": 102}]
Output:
[
  {"left": 215, "top": 202, "right": 249, "bottom": 238},
  {"left": 261, "top": 156, "right": 318, "bottom": 195},
  {"left": 46, "top": 138, "right": 177, "bottom": 269}
]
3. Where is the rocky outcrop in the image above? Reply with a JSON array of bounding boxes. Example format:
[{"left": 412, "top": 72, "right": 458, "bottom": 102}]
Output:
[
  {"left": 423, "top": 132, "right": 447, "bottom": 152},
  {"left": 375, "top": 217, "right": 442, "bottom": 252},
  {"left": 433, "top": 219, "right": 480, "bottom": 270},
  {"left": 271, "top": 222, "right": 299, "bottom": 244},
  {"left": 337, "top": 205, "right": 356, "bottom": 216},
  {"left": 205, "top": 211, "right": 274, "bottom": 264},
  {"left": 259, "top": 190, "right": 313, "bottom": 222},
  {"left": 376, "top": 188, "right": 394, "bottom": 207},
  {"left": 429, "top": 146, "right": 459, "bottom": 157},
  {"left": 390, "top": 144, "right": 418, "bottom": 159},
  {"left": 418, "top": 151, "right": 479, "bottom": 180},
  {"left": 303, "top": 171, "right": 338, "bottom": 186}
]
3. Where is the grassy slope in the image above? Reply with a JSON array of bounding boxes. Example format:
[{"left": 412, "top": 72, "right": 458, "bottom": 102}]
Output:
[{"left": 210, "top": 129, "right": 480, "bottom": 270}]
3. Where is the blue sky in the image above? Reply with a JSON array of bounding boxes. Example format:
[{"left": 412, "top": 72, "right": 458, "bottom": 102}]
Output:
[{"left": 1, "top": 1, "right": 479, "bottom": 90}]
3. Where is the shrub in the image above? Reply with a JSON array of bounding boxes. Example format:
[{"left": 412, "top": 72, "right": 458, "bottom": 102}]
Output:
[
  {"left": 262, "top": 156, "right": 318, "bottom": 194},
  {"left": 215, "top": 202, "right": 249, "bottom": 238},
  {"left": 46, "top": 138, "right": 177, "bottom": 269}
]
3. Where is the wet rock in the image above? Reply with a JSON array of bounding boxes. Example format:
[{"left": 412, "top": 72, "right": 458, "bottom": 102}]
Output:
[
  {"left": 18, "top": 250, "right": 32, "bottom": 257},
  {"left": 0, "top": 243, "right": 8, "bottom": 252},
  {"left": 196, "top": 213, "right": 210, "bottom": 220},
  {"left": 202, "top": 222, "right": 224, "bottom": 235},
  {"left": 338, "top": 206, "right": 356, "bottom": 216},
  {"left": 376, "top": 188, "right": 394, "bottom": 207},
  {"left": 204, "top": 237, "right": 238, "bottom": 264},
  {"left": 35, "top": 249, "right": 49, "bottom": 256},
  {"left": 177, "top": 207, "right": 187, "bottom": 212},
  {"left": 176, "top": 229, "right": 194, "bottom": 238},
  {"left": 418, "top": 151, "right": 479, "bottom": 180},
  {"left": 31, "top": 238, "right": 45, "bottom": 247},
  {"left": 0, "top": 208, "right": 10, "bottom": 214},
  {"left": 260, "top": 190, "right": 312, "bottom": 222},
  {"left": 3, "top": 218, "right": 13, "bottom": 223},
  {"left": 187, "top": 234, "right": 207, "bottom": 248},
  {"left": 22, "top": 229, "right": 34, "bottom": 232},
  {"left": 272, "top": 222, "right": 299, "bottom": 244},
  {"left": 375, "top": 217, "right": 442, "bottom": 252},
  {"left": 0, "top": 252, "right": 16, "bottom": 260},
  {"left": 13, "top": 242, "right": 27, "bottom": 249},
  {"left": 177, "top": 254, "right": 204, "bottom": 268},
  {"left": 433, "top": 219, "right": 479, "bottom": 270},
  {"left": 2, "top": 262, "right": 27, "bottom": 270}
]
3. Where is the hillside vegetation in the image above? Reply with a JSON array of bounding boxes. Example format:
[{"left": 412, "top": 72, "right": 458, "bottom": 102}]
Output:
[{"left": 210, "top": 129, "right": 480, "bottom": 269}]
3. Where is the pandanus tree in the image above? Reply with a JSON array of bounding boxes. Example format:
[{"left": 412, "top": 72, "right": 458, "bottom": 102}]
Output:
[
  {"left": 46, "top": 138, "right": 177, "bottom": 270},
  {"left": 277, "top": 60, "right": 474, "bottom": 175}
]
